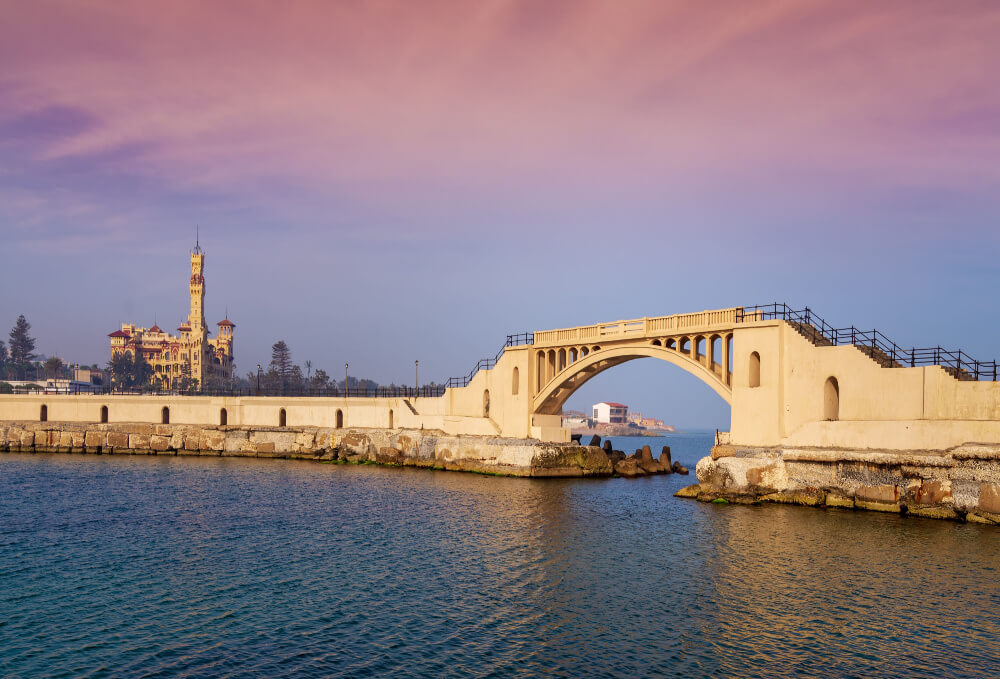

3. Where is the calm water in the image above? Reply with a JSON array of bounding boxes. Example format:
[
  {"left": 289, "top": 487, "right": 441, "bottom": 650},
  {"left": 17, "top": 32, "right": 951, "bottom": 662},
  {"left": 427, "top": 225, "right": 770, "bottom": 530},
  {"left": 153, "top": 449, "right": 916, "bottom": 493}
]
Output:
[{"left": 2, "top": 432, "right": 999, "bottom": 678}]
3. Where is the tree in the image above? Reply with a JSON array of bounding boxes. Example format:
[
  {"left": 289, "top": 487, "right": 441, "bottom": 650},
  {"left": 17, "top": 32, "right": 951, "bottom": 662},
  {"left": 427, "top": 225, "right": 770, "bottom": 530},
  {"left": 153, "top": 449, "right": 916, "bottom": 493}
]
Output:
[
  {"left": 44, "top": 356, "right": 64, "bottom": 378},
  {"left": 269, "top": 340, "right": 294, "bottom": 391},
  {"left": 310, "top": 368, "right": 330, "bottom": 390},
  {"left": 8, "top": 315, "right": 36, "bottom": 379},
  {"left": 0, "top": 340, "right": 6, "bottom": 378},
  {"left": 108, "top": 351, "right": 154, "bottom": 390}
]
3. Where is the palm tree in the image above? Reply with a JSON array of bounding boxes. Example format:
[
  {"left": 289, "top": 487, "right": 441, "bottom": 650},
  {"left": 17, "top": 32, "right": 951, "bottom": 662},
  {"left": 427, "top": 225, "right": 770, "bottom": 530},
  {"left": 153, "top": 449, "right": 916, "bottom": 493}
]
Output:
[{"left": 44, "top": 356, "right": 64, "bottom": 378}]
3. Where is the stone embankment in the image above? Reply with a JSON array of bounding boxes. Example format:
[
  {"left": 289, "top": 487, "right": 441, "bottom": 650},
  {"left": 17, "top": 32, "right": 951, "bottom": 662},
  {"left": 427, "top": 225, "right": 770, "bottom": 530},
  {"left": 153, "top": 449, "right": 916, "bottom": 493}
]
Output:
[
  {"left": 0, "top": 421, "right": 614, "bottom": 477},
  {"left": 676, "top": 444, "right": 1000, "bottom": 525},
  {"left": 0, "top": 423, "right": 691, "bottom": 479}
]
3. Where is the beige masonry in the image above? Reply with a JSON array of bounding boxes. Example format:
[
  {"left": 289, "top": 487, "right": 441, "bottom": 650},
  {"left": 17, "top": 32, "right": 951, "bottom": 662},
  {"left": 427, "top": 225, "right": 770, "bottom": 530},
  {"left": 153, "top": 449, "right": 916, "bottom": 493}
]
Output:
[{"left": 4, "top": 306, "right": 1000, "bottom": 453}]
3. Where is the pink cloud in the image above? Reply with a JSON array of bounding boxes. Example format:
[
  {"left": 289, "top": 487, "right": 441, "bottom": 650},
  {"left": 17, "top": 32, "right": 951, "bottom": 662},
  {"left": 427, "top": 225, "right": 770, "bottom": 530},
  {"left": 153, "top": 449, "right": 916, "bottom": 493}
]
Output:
[{"left": 1, "top": 0, "right": 998, "bottom": 221}]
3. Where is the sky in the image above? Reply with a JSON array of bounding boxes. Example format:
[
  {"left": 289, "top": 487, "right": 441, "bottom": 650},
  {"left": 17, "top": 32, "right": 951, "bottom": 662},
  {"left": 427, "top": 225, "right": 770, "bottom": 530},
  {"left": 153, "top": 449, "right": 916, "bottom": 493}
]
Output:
[{"left": 1, "top": 0, "right": 999, "bottom": 428}]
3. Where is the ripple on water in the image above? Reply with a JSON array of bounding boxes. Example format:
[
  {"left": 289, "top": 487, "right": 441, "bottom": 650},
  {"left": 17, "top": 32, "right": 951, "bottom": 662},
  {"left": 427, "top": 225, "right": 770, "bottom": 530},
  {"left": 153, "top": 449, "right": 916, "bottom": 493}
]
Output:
[{"left": 2, "top": 438, "right": 1000, "bottom": 678}]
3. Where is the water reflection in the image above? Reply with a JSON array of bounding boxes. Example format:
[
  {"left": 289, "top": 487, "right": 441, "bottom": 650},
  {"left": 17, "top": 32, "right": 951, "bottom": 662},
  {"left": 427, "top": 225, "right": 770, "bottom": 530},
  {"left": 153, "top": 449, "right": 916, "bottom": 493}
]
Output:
[{"left": 1, "top": 449, "right": 999, "bottom": 678}]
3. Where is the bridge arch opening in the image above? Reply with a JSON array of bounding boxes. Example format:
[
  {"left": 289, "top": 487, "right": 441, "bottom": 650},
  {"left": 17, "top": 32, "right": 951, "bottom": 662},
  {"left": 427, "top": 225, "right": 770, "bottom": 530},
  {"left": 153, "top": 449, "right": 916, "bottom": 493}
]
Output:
[
  {"left": 220, "top": 408, "right": 228, "bottom": 426},
  {"left": 389, "top": 409, "right": 394, "bottom": 429},
  {"left": 824, "top": 377, "right": 839, "bottom": 421},
  {"left": 279, "top": 408, "right": 286, "bottom": 427},
  {"left": 100, "top": 405, "right": 109, "bottom": 423},
  {"left": 749, "top": 352, "right": 761, "bottom": 388},
  {"left": 336, "top": 409, "right": 344, "bottom": 429},
  {"left": 40, "top": 404, "right": 47, "bottom": 422},
  {"left": 560, "top": 356, "right": 731, "bottom": 433},
  {"left": 534, "top": 343, "right": 734, "bottom": 418},
  {"left": 161, "top": 407, "right": 170, "bottom": 424}
]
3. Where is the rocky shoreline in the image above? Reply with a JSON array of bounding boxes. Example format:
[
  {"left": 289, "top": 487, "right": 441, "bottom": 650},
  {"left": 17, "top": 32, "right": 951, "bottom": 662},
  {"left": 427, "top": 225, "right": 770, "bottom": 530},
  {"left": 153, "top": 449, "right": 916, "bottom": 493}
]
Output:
[
  {"left": 675, "top": 443, "right": 1000, "bottom": 525},
  {"left": 0, "top": 422, "right": 690, "bottom": 479}
]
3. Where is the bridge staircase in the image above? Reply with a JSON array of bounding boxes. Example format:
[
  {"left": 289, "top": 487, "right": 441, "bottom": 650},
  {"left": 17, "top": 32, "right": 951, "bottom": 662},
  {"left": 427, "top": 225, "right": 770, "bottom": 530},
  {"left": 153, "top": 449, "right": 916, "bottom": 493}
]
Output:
[{"left": 743, "top": 304, "right": 995, "bottom": 381}]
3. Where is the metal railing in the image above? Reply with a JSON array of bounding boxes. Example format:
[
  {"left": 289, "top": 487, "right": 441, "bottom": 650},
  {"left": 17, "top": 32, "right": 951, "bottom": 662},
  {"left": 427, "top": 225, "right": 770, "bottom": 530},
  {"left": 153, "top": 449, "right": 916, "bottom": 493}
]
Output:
[
  {"left": 738, "top": 303, "right": 999, "bottom": 381},
  {"left": 444, "top": 332, "right": 534, "bottom": 388}
]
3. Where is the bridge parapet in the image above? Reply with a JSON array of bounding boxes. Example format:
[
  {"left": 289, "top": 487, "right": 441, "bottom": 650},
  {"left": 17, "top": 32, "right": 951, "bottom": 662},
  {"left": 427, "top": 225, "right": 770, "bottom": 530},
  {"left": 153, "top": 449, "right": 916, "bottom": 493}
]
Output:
[{"left": 533, "top": 307, "right": 746, "bottom": 346}]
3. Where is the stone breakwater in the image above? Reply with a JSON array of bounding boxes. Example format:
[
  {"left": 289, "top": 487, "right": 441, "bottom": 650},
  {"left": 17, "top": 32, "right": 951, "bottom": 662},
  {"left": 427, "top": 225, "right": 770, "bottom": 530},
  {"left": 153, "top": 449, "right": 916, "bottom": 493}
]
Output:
[
  {"left": 0, "top": 421, "right": 620, "bottom": 477},
  {"left": 677, "top": 444, "right": 1000, "bottom": 525},
  {"left": 0, "top": 423, "right": 693, "bottom": 479}
]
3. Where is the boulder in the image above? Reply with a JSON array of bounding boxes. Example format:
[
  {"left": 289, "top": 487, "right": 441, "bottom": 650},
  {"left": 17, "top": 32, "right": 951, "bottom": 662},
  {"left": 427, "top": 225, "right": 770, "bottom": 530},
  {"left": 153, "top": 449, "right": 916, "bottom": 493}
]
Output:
[
  {"left": 640, "top": 445, "right": 653, "bottom": 462},
  {"left": 674, "top": 484, "right": 701, "bottom": 498},
  {"left": 614, "top": 458, "right": 644, "bottom": 477},
  {"left": 639, "top": 459, "right": 665, "bottom": 474},
  {"left": 605, "top": 449, "right": 626, "bottom": 466},
  {"left": 589, "top": 435, "right": 602, "bottom": 447},
  {"left": 603, "top": 440, "right": 613, "bottom": 453},
  {"left": 671, "top": 461, "right": 689, "bottom": 475}
]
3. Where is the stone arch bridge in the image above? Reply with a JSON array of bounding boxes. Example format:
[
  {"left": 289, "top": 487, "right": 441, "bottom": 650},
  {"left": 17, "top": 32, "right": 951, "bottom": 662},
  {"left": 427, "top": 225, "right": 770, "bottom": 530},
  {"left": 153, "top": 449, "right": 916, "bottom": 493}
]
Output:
[{"left": 3, "top": 305, "right": 1000, "bottom": 455}]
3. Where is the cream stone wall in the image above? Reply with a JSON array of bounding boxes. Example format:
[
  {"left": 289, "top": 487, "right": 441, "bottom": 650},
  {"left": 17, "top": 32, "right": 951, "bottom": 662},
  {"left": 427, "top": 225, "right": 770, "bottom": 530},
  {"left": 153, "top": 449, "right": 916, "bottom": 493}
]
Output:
[{"left": 731, "top": 320, "right": 1000, "bottom": 450}]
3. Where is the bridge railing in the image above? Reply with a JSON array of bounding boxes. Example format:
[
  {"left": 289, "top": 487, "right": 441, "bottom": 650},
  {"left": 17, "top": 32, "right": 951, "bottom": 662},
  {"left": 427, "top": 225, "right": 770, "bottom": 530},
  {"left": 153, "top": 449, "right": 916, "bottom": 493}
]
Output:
[
  {"left": 739, "top": 303, "right": 999, "bottom": 381},
  {"left": 443, "top": 332, "right": 535, "bottom": 388}
]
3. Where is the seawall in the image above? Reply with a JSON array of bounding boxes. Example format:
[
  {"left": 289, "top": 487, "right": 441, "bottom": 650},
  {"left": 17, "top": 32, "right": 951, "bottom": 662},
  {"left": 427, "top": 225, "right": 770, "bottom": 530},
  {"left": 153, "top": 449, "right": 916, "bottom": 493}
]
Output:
[
  {"left": 680, "top": 444, "right": 1000, "bottom": 525},
  {"left": 0, "top": 421, "right": 611, "bottom": 477}
]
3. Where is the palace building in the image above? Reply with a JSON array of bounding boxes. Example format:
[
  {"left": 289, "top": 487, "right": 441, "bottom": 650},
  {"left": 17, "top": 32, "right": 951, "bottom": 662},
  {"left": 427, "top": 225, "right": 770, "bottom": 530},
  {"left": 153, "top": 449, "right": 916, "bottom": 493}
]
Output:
[{"left": 109, "top": 241, "right": 235, "bottom": 389}]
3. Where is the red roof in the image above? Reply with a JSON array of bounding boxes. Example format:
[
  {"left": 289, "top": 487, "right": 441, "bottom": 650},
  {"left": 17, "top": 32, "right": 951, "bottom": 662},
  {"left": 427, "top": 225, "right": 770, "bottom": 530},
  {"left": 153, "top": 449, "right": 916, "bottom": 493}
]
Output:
[
  {"left": 149, "top": 324, "right": 163, "bottom": 333},
  {"left": 217, "top": 318, "right": 235, "bottom": 327},
  {"left": 600, "top": 402, "right": 628, "bottom": 408},
  {"left": 108, "top": 330, "right": 129, "bottom": 338},
  {"left": 177, "top": 324, "right": 191, "bottom": 331}
]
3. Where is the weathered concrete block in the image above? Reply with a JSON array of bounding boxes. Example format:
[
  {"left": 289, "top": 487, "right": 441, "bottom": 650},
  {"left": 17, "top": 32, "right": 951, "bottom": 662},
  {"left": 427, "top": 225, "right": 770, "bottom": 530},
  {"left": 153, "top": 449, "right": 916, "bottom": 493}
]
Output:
[
  {"left": 978, "top": 483, "right": 1000, "bottom": 514},
  {"left": 129, "top": 434, "right": 150, "bottom": 450},
  {"left": 59, "top": 431, "right": 74, "bottom": 449},
  {"left": 149, "top": 435, "right": 171, "bottom": 451},
  {"left": 20, "top": 430, "right": 35, "bottom": 448},
  {"left": 855, "top": 499, "right": 902, "bottom": 513},
  {"left": 107, "top": 432, "right": 130, "bottom": 449},
  {"left": 908, "top": 505, "right": 959, "bottom": 520},
  {"left": 84, "top": 431, "right": 105, "bottom": 450},
  {"left": 914, "top": 480, "right": 952, "bottom": 505},
  {"left": 203, "top": 431, "right": 225, "bottom": 451},
  {"left": 856, "top": 484, "right": 899, "bottom": 504},
  {"left": 825, "top": 492, "right": 854, "bottom": 509}
]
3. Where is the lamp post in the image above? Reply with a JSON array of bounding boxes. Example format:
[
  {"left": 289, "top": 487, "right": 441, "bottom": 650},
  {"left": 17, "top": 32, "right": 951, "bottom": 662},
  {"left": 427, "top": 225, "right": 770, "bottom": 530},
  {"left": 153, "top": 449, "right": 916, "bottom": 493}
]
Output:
[
  {"left": 256, "top": 364, "right": 261, "bottom": 394},
  {"left": 415, "top": 360, "right": 419, "bottom": 398},
  {"left": 345, "top": 363, "right": 349, "bottom": 398}
]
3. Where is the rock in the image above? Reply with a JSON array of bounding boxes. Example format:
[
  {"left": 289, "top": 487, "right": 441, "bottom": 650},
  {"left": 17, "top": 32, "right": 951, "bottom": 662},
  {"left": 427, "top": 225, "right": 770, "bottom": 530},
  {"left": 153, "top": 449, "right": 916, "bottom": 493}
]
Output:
[
  {"left": 605, "top": 449, "right": 626, "bottom": 466},
  {"left": 640, "top": 445, "right": 653, "bottom": 462},
  {"left": 671, "top": 461, "right": 689, "bottom": 475},
  {"left": 660, "top": 446, "right": 672, "bottom": 468},
  {"left": 639, "top": 459, "right": 665, "bottom": 474},
  {"left": 674, "top": 484, "right": 700, "bottom": 498},
  {"left": 614, "top": 458, "right": 644, "bottom": 477},
  {"left": 589, "top": 435, "right": 602, "bottom": 447},
  {"left": 602, "top": 440, "right": 613, "bottom": 453}
]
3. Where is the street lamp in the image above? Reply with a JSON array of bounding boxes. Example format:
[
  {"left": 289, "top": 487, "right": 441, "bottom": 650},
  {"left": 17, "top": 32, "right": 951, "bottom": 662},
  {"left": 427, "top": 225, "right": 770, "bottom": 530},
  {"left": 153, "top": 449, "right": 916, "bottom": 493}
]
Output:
[
  {"left": 345, "top": 362, "right": 349, "bottom": 398},
  {"left": 256, "top": 363, "right": 261, "bottom": 394},
  {"left": 415, "top": 360, "right": 419, "bottom": 397}
]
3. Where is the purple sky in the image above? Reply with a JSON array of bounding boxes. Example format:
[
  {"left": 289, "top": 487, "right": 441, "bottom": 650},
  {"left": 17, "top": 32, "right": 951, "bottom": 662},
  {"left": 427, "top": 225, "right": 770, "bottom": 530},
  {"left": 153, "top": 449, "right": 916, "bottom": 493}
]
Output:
[{"left": 2, "top": 0, "right": 999, "bottom": 428}]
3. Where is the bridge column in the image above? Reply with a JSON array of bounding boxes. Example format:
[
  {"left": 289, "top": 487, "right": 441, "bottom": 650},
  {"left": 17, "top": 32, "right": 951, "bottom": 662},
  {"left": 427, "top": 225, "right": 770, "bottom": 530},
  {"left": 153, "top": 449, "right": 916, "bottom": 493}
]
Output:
[{"left": 722, "top": 333, "right": 731, "bottom": 385}]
